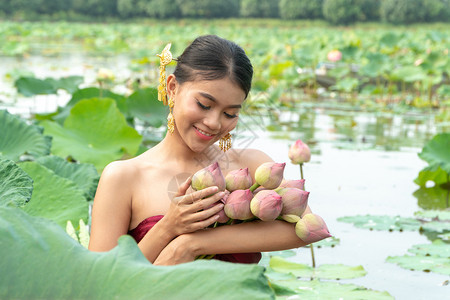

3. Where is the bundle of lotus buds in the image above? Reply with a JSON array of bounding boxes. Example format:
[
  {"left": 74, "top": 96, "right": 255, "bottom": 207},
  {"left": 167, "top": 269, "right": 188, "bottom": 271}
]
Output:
[{"left": 190, "top": 161, "right": 331, "bottom": 244}]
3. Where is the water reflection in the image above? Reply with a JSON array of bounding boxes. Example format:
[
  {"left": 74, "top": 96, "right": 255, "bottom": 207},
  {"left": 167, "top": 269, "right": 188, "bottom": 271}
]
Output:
[{"left": 414, "top": 186, "right": 450, "bottom": 210}]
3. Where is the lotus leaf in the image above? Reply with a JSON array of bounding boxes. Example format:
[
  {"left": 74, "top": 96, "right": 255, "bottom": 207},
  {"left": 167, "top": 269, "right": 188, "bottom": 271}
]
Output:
[
  {"left": 421, "top": 221, "right": 450, "bottom": 233},
  {"left": 337, "top": 215, "right": 422, "bottom": 231},
  {"left": 269, "top": 279, "right": 393, "bottom": 299},
  {"left": 414, "top": 165, "right": 448, "bottom": 187},
  {"left": 269, "top": 256, "right": 367, "bottom": 280},
  {"left": 126, "top": 87, "right": 168, "bottom": 127},
  {"left": 418, "top": 133, "right": 450, "bottom": 174},
  {"left": 20, "top": 161, "right": 89, "bottom": 227},
  {"left": 36, "top": 156, "right": 99, "bottom": 200},
  {"left": 14, "top": 77, "right": 56, "bottom": 96},
  {"left": 259, "top": 249, "right": 296, "bottom": 267},
  {"left": 409, "top": 240, "right": 450, "bottom": 258},
  {"left": 314, "top": 236, "right": 340, "bottom": 248},
  {"left": 414, "top": 210, "right": 450, "bottom": 221},
  {"left": 41, "top": 98, "right": 142, "bottom": 171},
  {"left": 386, "top": 254, "right": 450, "bottom": 276},
  {"left": 0, "top": 158, "right": 33, "bottom": 207},
  {"left": 0, "top": 110, "right": 52, "bottom": 161},
  {"left": 0, "top": 207, "right": 274, "bottom": 299}
]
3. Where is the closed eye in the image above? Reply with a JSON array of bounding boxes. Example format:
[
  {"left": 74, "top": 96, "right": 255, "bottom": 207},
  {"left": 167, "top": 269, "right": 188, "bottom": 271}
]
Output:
[
  {"left": 224, "top": 112, "right": 238, "bottom": 119},
  {"left": 196, "top": 100, "right": 211, "bottom": 110}
]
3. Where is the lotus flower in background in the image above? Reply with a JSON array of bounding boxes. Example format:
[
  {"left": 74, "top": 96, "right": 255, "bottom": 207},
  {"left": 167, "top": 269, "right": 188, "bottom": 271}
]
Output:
[
  {"left": 225, "top": 168, "right": 253, "bottom": 192},
  {"left": 276, "top": 187, "right": 309, "bottom": 217},
  {"left": 288, "top": 140, "right": 311, "bottom": 165},
  {"left": 97, "top": 68, "right": 115, "bottom": 81},
  {"left": 254, "top": 162, "right": 285, "bottom": 189},
  {"left": 279, "top": 179, "right": 305, "bottom": 191},
  {"left": 191, "top": 162, "right": 226, "bottom": 191},
  {"left": 327, "top": 50, "right": 342, "bottom": 62},
  {"left": 224, "top": 189, "right": 254, "bottom": 220},
  {"left": 295, "top": 213, "right": 331, "bottom": 243},
  {"left": 250, "top": 190, "right": 283, "bottom": 221}
]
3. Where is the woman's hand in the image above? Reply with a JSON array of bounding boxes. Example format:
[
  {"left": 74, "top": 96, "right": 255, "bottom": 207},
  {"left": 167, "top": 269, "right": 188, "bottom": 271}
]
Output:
[
  {"left": 153, "top": 234, "right": 197, "bottom": 266},
  {"left": 160, "top": 177, "right": 225, "bottom": 238}
]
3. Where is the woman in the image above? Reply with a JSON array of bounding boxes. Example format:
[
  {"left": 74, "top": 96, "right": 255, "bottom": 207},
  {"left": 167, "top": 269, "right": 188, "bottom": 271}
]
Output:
[{"left": 88, "top": 35, "right": 311, "bottom": 265}]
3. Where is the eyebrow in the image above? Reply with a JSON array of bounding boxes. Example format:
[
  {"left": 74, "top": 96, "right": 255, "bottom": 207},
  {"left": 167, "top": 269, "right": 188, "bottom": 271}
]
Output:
[{"left": 199, "top": 92, "right": 242, "bottom": 109}]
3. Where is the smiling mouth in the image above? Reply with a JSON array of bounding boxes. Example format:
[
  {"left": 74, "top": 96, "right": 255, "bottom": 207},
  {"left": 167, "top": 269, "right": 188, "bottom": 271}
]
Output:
[{"left": 194, "top": 126, "right": 214, "bottom": 137}]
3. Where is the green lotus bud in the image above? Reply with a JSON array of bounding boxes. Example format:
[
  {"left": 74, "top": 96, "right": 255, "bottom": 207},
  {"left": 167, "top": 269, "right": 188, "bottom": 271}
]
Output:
[
  {"left": 254, "top": 162, "right": 286, "bottom": 189},
  {"left": 281, "top": 214, "right": 301, "bottom": 223}
]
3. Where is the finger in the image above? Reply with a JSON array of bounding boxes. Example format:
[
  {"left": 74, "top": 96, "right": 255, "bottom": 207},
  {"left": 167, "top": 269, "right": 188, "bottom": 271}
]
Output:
[
  {"left": 175, "top": 176, "right": 192, "bottom": 197},
  {"left": 189, "top": 202, "right": 225, "bottom": 222},
  {"left": 190, "top": 191, "right": 225, "bottom": 212},
  {"left": 179, "top": 186, "right": 219, "bottom": 204},
  {"left": 192, "top": 214, "right": 221, "bottom": 231}
]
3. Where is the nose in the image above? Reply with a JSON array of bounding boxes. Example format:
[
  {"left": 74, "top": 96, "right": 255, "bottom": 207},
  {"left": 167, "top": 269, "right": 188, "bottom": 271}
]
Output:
[{"left": 203, "top": 112, "right": 221, "bottom": 133}]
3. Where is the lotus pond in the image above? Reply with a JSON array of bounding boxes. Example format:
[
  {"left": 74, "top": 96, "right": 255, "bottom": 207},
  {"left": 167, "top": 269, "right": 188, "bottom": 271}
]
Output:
[{"left": 0, "top": 21, "right": 449, "bottom": 300}]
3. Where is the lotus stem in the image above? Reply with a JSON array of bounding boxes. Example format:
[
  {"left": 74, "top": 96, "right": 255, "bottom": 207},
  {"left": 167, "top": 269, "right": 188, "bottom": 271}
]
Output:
[
  {"left": 300, "top": 163, "right": 316, "bottom": 268},
  {"left": 249, "top": 183, "right": 260, "bottom": 193}
]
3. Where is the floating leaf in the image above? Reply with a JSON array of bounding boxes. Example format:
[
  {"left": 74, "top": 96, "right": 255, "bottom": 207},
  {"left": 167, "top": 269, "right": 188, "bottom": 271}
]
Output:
[
  {"left": 409, "top": 240, "right": 450, "bottom": 258},
  {"left": 20, "top": 161, "right": 89, "bottom": 228},
  {"left": 0, "top": 207, "right": 274, "bottom": 299},
  {"left": 0, "top": 110, "right": 51, "bottom": 161},
  {"left": 418, "top": 133, "right": 450, "bottom": 174},
  {"left": 36, "top": 156, "right": 99, "bottom": 200},
  {"left": 337, "top": 215, "right": 422, "bottom": 231},
  {"left": 41, "top": 98, "right": 142, "bottom": 171},
  {"left": 314, "top": 236, "right": 340, "bottom": 248},
  {"left": 259, "top": 249, "right": 296, "bottom": 267},
  {"left": 269, "top": 256, "right": 367, "bottom": 280},
  {"left": 387, "top": 254, "right": 450, "bottom": 276},
  {"left": 415, "top": 210, "right": 450, "bottom": 221},
  {"left": 126, "top": 87, "right": 168, "bottom": 127},
  {"left": 14, "top": 77, "right": 56, "bottom": 96},
  {"left": 421, "top": 221, "right": 450, "bottom": 233},
  {"left": 271, "top": 279, "right": 393, "bottom": 299},
  {"left": 0, "top": 158, "right": 33, "bottom": 207}
]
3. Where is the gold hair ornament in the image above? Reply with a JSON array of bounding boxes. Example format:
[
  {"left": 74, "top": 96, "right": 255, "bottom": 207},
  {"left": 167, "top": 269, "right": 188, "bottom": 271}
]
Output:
[
  {"left": 167, "top": 97, "right": 175, "bottom": 134},
  {"left": 219, "top": 133, "right": 232, "bottom": 152},
  {"left": 156, "top": 43, "right": 173, "bottom": 106}
]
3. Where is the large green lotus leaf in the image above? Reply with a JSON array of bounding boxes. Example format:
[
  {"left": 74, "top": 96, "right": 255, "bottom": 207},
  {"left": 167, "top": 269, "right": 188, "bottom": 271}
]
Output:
[
  {"left": 41, "top": 98, "right": 142, "bottom": 171},
  {"left": 126, "top": 87, "right": 168, "bottom": 127},
  {"left": 14, "top": 76, "right": 56, "bottom": 96},
  {"left": 36, "top": 156, "right": 99, "bottom": 200},
  {"left": 0, "top": 158, "right": 33, "bottom": 207},
  {"left": 418, "top": 133, "right": 450, "bottom": 174},
  {"left": 386, "top": 254, "right": 450, "bottom": 276},
  {"left": 408, "top": 240, "right": 450, "bottom": 258},
  {"left": 414, "top": 165, "right": 448, "bottom": 187},
  {"left": 337, "top": 215, "right": 422, "bottom": 232},
  {"left": 0, "top": 207, "right": 274, "bottom": 300},
  {"left": 414, "top": 210, "right": 450, "bottom": 221},
  {"left": 413, "top": 186, "right": 448, "bottom": 210},
  {"left": 0, "top": 110, "right": 52, "bottom": 161},
  {"left": 20, "top": 161, "right": 88, "bottom": 227},
  {"left": 269, "top": 256, "right": 367, "bottom": 280},
  {"left": 271, "top": 279, "right": 393, "bottom": 300}
]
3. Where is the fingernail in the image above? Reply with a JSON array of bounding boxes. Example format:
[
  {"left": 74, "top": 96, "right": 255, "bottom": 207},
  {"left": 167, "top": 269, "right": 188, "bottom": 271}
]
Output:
[
  {"left": 218, "top": 191, "right": 225, "bottom": 197},
  {"left": 211, "top": 186, "right": 219, "bottom": 191},
  {"left": 218, "top": 203, "right": 224, "bottom": 209}
]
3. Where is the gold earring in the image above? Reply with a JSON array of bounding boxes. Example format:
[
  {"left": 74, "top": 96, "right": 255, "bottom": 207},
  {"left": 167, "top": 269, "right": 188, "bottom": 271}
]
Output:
[
  {"left": 167, "top": 97, "right": 175, "bottom": 134},
  {"left": 219, "top": 133, "right": 232, "bottom": 152},
  {"left": 156, "top": 43, "right": 172, "bottom": 106}
]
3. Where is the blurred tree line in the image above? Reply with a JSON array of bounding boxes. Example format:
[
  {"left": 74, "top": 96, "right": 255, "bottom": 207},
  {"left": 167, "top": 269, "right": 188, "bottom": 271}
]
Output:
[{"left": 0, "top": 0, "right": 448, "bottom": 24}]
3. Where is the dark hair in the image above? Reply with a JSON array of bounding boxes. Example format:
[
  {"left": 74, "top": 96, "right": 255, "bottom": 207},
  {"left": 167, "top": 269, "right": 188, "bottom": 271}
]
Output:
[{"left": 173, "top": 35, "right": 253, "bottom": 98}]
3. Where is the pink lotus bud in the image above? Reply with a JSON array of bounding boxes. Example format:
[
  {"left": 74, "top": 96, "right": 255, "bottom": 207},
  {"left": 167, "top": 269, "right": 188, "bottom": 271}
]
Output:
[
  {"left": 225, "top": 168, "right": 253, "bottom": 192},
  {"left": 191, "top": 162, "right": 226, "bottom": 191},
  {"left": 279, "top": 179, "right": 305, "bottom": 191},
  {"left": 295, "top": 213, "right": 331, "bottom": 243},
  {"left": 327, "top": 50, "right": 342, "bottom": 62},
  {"left": 254, "top": 162, "right": 286, "bottom": 189},
  {"left": 252, "top": 186, "right": 268, "bottom": 194},
  {"left": 250, "top": 190, "right": 283, "bottom": 221},
  {"left": 277, "top": 188, "right": 309, "bottom": 217},
  {"left": 224, "top": 189, "right": 254, "bottom": 220},
  {"left": 288, "top": 140, "right": 311, "bottom": 164}
]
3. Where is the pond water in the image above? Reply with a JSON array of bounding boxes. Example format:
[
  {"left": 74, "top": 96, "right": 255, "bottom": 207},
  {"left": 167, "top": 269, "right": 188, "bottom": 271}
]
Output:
[{"left": 1, "top": 54, "right": 448, "bottom": 300}]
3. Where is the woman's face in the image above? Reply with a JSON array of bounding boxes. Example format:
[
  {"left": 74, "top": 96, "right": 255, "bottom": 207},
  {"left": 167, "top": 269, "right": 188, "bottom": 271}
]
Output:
[{"left": 167, "top": 75, "right": 246, "bottom": 153}]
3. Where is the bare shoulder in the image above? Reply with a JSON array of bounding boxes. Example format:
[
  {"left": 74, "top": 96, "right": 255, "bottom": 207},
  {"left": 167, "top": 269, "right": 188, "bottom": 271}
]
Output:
[{"left": 232, "top": 148, "right": 274, "bottom": 178}]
